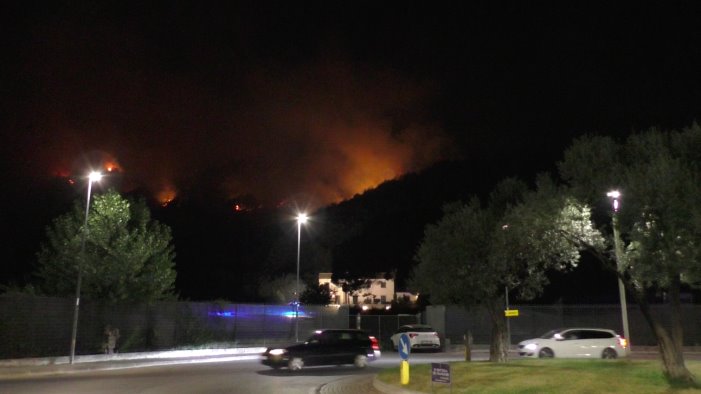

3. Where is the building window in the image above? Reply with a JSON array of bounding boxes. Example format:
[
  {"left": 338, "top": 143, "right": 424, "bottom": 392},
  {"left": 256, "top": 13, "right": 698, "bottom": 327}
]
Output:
[
  {"left": 381, "top": 295, "right": 387, "bottom": 303},
  {"left": 352, "top": 295, "right": 358, "bottom": 304},
  {"left": 380, "top": 281, "right": 386, "bottom": 288}
]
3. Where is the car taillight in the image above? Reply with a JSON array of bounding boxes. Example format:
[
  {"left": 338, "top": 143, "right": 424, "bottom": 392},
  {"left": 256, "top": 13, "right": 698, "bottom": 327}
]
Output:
[
  {"left": 409, "top": 333, "right": 418, "bottom": 338},
  {"left": 617, "top": 336, "right": 628, "bottom": 349},
  {"left": 369, "top": 336, "right": 380, "bottom": 350}
]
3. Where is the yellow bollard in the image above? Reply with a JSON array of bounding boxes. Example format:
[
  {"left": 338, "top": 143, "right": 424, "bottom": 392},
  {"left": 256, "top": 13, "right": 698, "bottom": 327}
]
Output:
[{"left": 400, "top": 360, "right": 410, "bottom": 385}]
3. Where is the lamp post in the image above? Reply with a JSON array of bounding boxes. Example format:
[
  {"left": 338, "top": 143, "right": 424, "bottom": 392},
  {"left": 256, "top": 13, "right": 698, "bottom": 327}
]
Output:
[
  {"left": 295, "top": 213, "right": 308, "bottom": 342},
  {"left": 69, "top": 171, "right": 102, "bottom": 364},
  {"left": 607, "top": 190, "right": 631, "bottom": 347}
]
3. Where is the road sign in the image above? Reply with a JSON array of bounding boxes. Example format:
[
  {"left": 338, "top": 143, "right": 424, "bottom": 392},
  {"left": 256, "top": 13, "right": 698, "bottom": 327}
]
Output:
[
  {"left": 399, "top": 333, "right": 411, "bottom": 360},
  {"left": 431, "top": 363, "right": 451, "bottom": 384},
  {"left": 505, "top": 309, "right": 519, "bottom": 317}
]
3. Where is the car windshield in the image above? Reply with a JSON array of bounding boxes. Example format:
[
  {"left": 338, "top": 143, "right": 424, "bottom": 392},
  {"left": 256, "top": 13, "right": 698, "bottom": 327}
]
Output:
[
  {"left": 409, "top": 326, "right": 435, "bottom": 332},
  {"left": 540, "top": 329, "right": 562, "bottom": 339},
  {"left": 306, "top": 333, "right": 324, "bottom": 343}
]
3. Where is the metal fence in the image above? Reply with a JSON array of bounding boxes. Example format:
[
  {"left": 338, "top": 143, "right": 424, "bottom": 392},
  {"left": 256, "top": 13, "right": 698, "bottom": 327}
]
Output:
[
  {"left": 426, "top": 303, "right": 701, "bottom": 347},
  {"left": 353, "top": 314, "right": 421, "bottom": 349},
  {"left": 7, "top": 295, "right": 697, "bottom": 360},
  {"left": 0, "top": 294, "right": 349, "bottom": 359}
]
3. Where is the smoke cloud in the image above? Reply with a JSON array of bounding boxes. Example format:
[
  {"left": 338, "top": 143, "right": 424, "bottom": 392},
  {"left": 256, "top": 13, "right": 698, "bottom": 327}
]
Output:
[{"left": 5, "top": 5, "right": 457, "bottom": 208}]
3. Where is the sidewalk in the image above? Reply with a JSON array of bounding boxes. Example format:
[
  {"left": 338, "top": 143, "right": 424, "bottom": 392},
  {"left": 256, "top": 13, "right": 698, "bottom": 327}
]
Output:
[{"left": 0, "top": 347, "right": 266, "bottom": 380}]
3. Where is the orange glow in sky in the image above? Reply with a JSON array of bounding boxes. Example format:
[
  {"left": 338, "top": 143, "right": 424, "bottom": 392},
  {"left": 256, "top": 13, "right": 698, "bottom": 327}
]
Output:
[
  {"left": 337, "top": 138, "right": 408, "bottom": 198},
  {"left": 156, "top": 184, "right": 177, "bottom": 207},
  {"left": 104, "top": 161, "right": 120, "bottom": 172},
  {"left": 39, "top": 60, "right": 453, "bottom": 209}
]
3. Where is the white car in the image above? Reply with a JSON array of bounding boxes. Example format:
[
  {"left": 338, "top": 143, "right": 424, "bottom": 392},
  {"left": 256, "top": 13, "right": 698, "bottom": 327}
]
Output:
[
  {"left": 518, "top": 328, "right": 629, "bottom": 359},
  {"left": 390, "top": 324, "right": 441, "bottom": 351}
]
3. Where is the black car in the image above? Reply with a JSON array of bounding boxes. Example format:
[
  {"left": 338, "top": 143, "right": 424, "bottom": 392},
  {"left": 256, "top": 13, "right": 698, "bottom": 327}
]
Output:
[{"left": 261, "top": 329, "right": 380, "bottom": 371}]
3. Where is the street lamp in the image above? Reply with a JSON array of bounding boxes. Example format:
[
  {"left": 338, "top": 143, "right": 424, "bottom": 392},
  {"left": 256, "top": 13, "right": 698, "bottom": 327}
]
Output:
[
  {"left": 607, "top": 190, "right": 631, "bottom": 347},
  {"left": 295, "top": 213, "right": 308, "bottom": 343},
  {"left": 69, "top": 171, "right": 102, "bottom": 364}
]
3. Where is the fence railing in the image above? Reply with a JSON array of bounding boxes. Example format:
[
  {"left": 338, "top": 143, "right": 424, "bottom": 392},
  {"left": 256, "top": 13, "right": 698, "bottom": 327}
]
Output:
[
  {"left": 7, "top": 295, "right": 695, "bottom": 360},
  {"left": 427, "top": 303, "right": 701, "bottom": 347},
  {"left": 0, "top": 295, "right": 349, "bottom": 359},
  {"left": 353, "top": 314, "right": 421, "bottom": 349}
]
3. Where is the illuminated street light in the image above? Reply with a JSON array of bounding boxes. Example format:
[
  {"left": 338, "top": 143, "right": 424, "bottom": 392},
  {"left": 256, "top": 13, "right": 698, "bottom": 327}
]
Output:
[
  {"left": 606, "top": 190, "right": 620, "bottom": 212},
  {"left": 69, "top": 171, "right": 102, "bottom": 364},
  {"left": 295, "top": 213, "right": 308, "bottom": 342},
  {"left": 607, "top": 190, "right": 631, "bottom": 347}
]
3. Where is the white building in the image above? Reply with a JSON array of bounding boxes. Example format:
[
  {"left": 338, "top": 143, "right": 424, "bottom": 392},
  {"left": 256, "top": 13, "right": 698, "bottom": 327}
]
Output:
[{"left": 319, "top": 273, "right": 396, "bottom": 309}]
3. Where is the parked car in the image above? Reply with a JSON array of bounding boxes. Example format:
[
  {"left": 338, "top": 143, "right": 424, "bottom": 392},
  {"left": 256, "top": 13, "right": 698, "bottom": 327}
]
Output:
[
  {"left": 261, "top": 329, "right": 380, "bottom": 371},
  {"left": 518, "top": 328, "right": 629, "bottom": 359},
  {"left": 390, "top": 324, "right": 441, "bottom": 351}
]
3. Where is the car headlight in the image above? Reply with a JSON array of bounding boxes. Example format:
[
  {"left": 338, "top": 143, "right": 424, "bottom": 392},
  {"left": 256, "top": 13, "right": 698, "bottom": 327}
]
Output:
[
  {"left": 269, "top": 349, "right": 287, "bottom": 356},
  {"left": 524, "top": 343, "right": 538, "bottom": 351}
]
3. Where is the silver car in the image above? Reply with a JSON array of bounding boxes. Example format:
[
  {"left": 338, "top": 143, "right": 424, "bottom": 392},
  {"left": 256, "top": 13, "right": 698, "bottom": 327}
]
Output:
[{"left": 518, "top": 328, "right": 629, "bottom": 359}]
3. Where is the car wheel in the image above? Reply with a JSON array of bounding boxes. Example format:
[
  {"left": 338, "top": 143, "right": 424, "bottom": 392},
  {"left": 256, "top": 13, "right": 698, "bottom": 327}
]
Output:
[
  {"left": 602, "top": 348, "right": 617, "bottom": 359},
  {"left": 288, "top": 357, "right": 304, "bottom": 371},
  {"left": 354, "top": 354, "right": 368, "bottom": 368},
  {"left": 538, "top": 348, "right": 554, "bottom": 358}
]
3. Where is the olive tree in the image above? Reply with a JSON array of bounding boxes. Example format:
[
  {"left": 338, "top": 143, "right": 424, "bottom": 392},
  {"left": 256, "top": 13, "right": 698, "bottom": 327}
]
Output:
[
  {"left": 558, "top": 126, "right": 701, "bottom": 384},
  {"left": 413, "top": 176, "right": 603, "bottom": 363},
  {"left": 413, "top": 197, "right": 507, "bottom": 360}
]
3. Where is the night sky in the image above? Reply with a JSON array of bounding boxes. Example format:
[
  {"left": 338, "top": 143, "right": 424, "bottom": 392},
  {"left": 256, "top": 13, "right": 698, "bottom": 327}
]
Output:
[{"left": 3, "top": 2, "right": 701, "bottom": 297}]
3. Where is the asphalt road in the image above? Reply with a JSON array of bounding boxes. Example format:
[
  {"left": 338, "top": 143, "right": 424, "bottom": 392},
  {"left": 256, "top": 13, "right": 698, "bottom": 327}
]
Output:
[
  {"left": 0, "top": 351, "right": 468, "bottom": 394},
  {"left": 2, "top": 348, "right": 695, "bottom": 394}
]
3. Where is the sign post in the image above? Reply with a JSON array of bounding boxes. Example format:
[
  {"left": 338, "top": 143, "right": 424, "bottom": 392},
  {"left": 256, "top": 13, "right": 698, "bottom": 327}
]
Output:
[
  {"left": 504, "top": 300, "right": 519, "bottom": 359},
  {"left": 399, "top": 333, "right": 411, "bottom": 385}
]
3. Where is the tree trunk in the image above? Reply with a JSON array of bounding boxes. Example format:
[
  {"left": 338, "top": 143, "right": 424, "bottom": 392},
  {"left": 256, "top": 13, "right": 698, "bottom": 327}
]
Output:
[
  {"left": 486, "top": 299, "right": 509, "bottom": 362},
  {"left": 588, "top": 233, "right": 696, "bottom": 385},
  {"left": 633, "top": 279, "right": 695, "bottom": 385},
  {"left": 669, "top": 274, "right": 684, "bottom": 353}
]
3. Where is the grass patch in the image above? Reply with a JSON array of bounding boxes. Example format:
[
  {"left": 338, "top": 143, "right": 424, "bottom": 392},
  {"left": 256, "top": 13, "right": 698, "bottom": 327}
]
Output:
[{"left": 376, "top": 359, "right": 701, "bottom": 393}]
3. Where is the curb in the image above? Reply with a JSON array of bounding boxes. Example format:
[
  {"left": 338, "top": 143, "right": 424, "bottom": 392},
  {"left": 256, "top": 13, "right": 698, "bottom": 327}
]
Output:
[
  {"left": 373, "top": 376, "right": 426, "bottom": 394},
  {"left": 0, "top": 347, "right": 267, "bottom": 367},
  {"left": 0, "top": 347, "right": 267, "bottom": 380}
]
